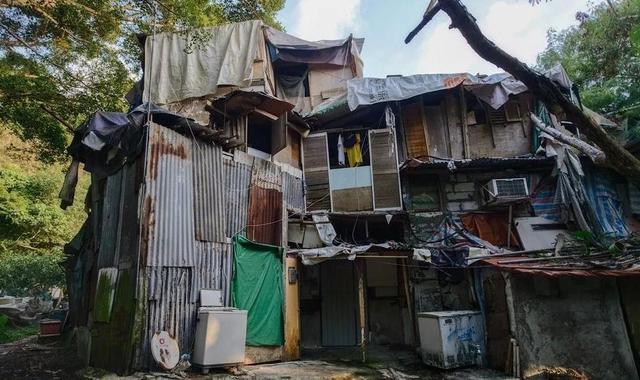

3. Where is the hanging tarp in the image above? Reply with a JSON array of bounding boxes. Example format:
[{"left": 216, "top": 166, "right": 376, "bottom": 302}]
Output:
[
  {"left": 265, "top": 27, "right": 364, "bottom": 74},
  {"left": 232, "top": 235, "right": 284, "bottom": 346},
  {"left": 346, "top": 72, "right": 527, "bottom": 111},
  {"left": 143, "top": 20, "right": 263, "bottom": 104}
]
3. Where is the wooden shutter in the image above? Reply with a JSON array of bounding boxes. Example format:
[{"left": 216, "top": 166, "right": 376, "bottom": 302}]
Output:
[
  {"left": 271, "top": 113, "right": 287, "bottom": 154},
  {"left": 369, "top": 129, "right": 402, "bottom": 210},
  {"left": 401, "top": 101, "right": 429, "bottom": 158},
  {"left": 302, "top": 134, "right": 331, "bottom": 211}
]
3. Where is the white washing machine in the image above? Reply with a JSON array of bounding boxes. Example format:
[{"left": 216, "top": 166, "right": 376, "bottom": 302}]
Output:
[{"left": 192, "top": 289, "right": 247, "bottom": 373}]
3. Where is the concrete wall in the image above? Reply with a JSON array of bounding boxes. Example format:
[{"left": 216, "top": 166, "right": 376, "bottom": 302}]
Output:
[{"left": 508, "top": 274, "right": 638, "bottom": 379}]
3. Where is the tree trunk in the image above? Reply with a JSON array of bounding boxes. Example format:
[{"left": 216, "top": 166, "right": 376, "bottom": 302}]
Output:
[{"left": 407, "top": 0, "right": 640, "bottom": 183}]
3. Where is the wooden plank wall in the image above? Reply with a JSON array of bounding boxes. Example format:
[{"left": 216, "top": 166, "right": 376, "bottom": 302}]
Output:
[
  {"left": 369, "top": 129, "right": 402, "bottom": 209},
  {"left": 302, "top": 134, "right": 331, "bottom": 211}
]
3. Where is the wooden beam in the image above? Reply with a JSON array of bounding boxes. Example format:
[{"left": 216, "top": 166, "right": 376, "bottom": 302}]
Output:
[{"left": 253, "top": 108, "right": 279, "bottom": 121}]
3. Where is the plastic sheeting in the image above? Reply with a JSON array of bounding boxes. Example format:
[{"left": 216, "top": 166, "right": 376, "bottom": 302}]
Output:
[
  {"left": 231, "top": 235, "right": 284, "bottom": 346},
  {"left": 143, "top": 20, "right": 263, "bottom": 104},
  {"left": 346, "top": 73, "right": 527, "bottom": 111},
  {"left": 265, "top": 27, "right": 364, "bottom": 75}
]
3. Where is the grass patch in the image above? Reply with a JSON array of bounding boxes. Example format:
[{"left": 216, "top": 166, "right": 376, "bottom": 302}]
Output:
[{"left": 0, "top": 315, "right": 38, "bottom": 344}]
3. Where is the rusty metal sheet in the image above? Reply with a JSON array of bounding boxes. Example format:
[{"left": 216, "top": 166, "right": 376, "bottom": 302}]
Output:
[
  {"left": 143, "top": 123, "right": 196, "bottom": 267},
  {"left": 224, "top": 158, "right": 251, "bottom": 237},
  {"left": 251, "top": 157, "right": 282, "bottom": 190},
  {"left": 193, "top": 142, "right": 226, "bottom": 243},
  {"left": 282, "top": 170, "right": 304, "bottom": 213},
  {"left": 247, "top": 186, "right": 283, "bottom": 246}
]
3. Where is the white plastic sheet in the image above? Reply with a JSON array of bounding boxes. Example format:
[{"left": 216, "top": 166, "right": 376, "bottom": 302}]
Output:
[
  {"left": 347, "top": 73, "right": 527, "bottom": 111},
  {"left": 143, "top": 20, "right": 262, "bottom": 104}
]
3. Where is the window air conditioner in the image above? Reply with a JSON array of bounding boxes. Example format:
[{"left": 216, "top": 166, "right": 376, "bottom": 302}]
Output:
[{"left": 484, "top": 178, "right": 529, "bottom": 200}]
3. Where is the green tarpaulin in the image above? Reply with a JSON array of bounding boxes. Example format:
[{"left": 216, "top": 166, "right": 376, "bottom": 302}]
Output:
[{"left": 231, "top": 235, "right": 284, "bottom": 346}]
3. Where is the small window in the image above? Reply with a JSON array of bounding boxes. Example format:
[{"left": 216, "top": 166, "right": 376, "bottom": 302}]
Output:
[
  {"left": 504, "top": 101, "right": 522, "bottom": 122},
  {"left": 327, "top": 130, "right": 370, "bottom": 169},
  {"left": 408, "top": 176, "right": 441, "bottom": 211}
]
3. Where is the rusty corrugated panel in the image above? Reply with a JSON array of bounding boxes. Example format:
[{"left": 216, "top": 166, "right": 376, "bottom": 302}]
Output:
[
  {"left": 193, "top": 142, "right": 226, "bottom": 242},
  {"left": 141, "top": 267, "right": 196, "bottom": 368},
  {"left": 247, "top": 158, "right": 283, "bottom": 245},
  {"left": 193, "top": 242, "right": 232, "bottom": 305},
  {"left": 282, "top": 170, "right": 304, "bottom": 213},
  {"left": 251, "top": 157, "right": 282, "bottom": 190},
  {"left": 247, "top": 186, "right": 283, "bottom": 246},
  {"left": 224, "top": 158, "right": 251, "bottom": 237},
  {"left": 143, "top": 124, "right": 196, "bottom": 267}
]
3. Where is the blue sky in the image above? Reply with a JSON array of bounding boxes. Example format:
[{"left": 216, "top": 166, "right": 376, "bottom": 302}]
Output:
[{"left": 277, "top": 0, "right": 596, "bottom": 77}]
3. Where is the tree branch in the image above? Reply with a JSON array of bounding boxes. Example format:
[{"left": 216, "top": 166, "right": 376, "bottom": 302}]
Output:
[
  {"left": 405, "top": 0, "right": 640, "bottom": 184},
  {"left": 40, "top": 104, "right": 75, "bottom": 133},
  {"left": 530, "top": 113, "right": 606, "bottom": 164},
  {"left": 405, "top": 0, "right": 441, "bottom": 43}
]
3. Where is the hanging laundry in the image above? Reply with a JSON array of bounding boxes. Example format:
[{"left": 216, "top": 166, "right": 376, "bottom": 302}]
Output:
[
  {"left": 337, "top": 134, "right": 345, "bottom": 166},
  {"left": 345, "top": 132, "right": 363, "bottom": 167}
]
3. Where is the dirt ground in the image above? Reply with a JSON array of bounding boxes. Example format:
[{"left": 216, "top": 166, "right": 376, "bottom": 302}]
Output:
[
  {"left": 0, "top": 336, "right": 83, "bottom": 379},
  {"left": 0, "top": 338, "right": 514, "bottom": 380}
]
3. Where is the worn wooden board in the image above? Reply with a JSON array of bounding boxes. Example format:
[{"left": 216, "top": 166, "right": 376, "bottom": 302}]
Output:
[
  {"left": 331, "top": 187, "right": 373, "bottom": 212},
  {"left": 401, "top": 100, "right": 429, "bottom": 159},
  {"left": 302, "top": 134, "right": 331, "bottom": 211}
]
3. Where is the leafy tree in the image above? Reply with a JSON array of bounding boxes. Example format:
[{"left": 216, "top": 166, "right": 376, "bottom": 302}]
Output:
[
  {"left": 0, "top": 0, "right": 285, "bottom": 162},
  {"left": 536, "top": 0, "right": 640, "bottom": 139}
]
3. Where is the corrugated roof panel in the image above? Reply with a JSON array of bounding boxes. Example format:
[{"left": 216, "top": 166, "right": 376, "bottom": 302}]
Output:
[
  {"left": 224, "top": 159, "right": 251, "bottom": 238},
  {"left": 144, "top": 123, "right": 196, "bottom": 267},
  {"left": 193, "top": 142, "right": 226, "bottom": 243}
]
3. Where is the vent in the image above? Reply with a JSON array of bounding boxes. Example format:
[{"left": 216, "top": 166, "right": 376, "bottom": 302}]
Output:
[{"left": 485, "top": 178, "right": 529, "bottom": 198}]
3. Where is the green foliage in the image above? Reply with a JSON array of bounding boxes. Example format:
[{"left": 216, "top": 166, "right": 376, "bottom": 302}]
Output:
[
  {"left": 0, "top": 0, "right": 286, "bottom": 162},
  {"left": 0, "top": 251, "right": 66, "bottom": 297},
  {"left": 537, "top": 0, "right": 640, "bottom": 137},
  {"left": 0, "top": 314, "right": 39, "bottom": 344},
  {"left": 0, "top": 131, "right": 89, "bottom": 296}
]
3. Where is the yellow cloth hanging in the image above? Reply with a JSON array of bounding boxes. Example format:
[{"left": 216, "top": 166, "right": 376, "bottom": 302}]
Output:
[{"left": 345, "top": 133, "right": 363, "bottom": 167}]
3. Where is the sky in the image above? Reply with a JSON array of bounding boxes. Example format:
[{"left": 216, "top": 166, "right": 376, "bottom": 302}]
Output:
[{"left": 277, "top": 0, "right": 597, "bottom": 78}]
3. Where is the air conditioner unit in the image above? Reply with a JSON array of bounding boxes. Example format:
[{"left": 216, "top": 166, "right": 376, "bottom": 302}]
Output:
[{"left": 484, "top": 178, "right": 529, "bottom": 200}]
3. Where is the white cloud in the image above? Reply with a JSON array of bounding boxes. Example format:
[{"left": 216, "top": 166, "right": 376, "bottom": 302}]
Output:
[
  {"left": 289, "top": 0, "right": 362, "bottom": 41},
  {"left": 413, "top": 0, "right": 591, "bottom": 74}
]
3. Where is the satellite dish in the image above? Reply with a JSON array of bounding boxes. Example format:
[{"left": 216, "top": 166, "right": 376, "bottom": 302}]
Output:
[{"left": 151, "top": 331, "right": 180, "bottom": 370}]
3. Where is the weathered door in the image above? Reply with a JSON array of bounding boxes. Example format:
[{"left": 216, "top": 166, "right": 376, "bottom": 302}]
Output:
[{"left": 320, "top": 260, "right": 357, "bottom": 346}]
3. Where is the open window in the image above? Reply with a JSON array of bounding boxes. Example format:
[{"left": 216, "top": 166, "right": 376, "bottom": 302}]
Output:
[{"left": 302, "top": 128, "right": 402, "bottom": 212}]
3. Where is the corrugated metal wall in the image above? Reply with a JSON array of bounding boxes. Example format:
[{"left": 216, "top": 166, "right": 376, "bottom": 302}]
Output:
[
  {"left": 282, "top": 171, "right": 305, "bottom": 213},
  {"left": 224, "top": 158, "right": 251, "bottom": 237},
  {"left": 193, "top": 142, "right": 226, "bottom": 242},
  {"left": 133, "top": 124, "right": 290, "bottom": 368},
  {"left": 144, "top": 124, "right": 196, "bottom": 267},
  {"left": 247, "top": 158, "right": 284, "bottom": 245}
]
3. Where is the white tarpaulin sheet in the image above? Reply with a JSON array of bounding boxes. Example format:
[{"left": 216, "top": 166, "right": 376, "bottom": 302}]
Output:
[
  {"left": 292, "top": 242, "right": 398, "bottom": 265},
  {"left": 143, "top": 20, "right": 262, "bottom": 104},
  {"left": 347, "top": 72, "right": 527, "bottom": 111}
]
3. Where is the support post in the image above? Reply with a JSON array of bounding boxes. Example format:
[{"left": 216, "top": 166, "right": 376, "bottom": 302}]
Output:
[
  {"left": 356, "top": 259, "right": 367, "bottom": 363},
  {"left": 402, "top": 258, "right": 417, "bottom": 346},
  {"left": 458, "top": 86, "right": 470, "bottom": 158}
]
